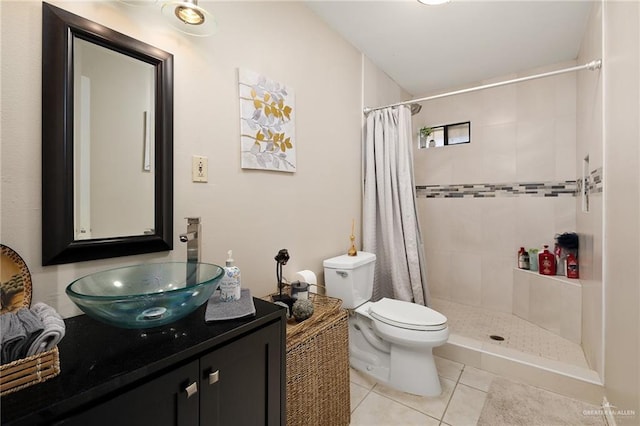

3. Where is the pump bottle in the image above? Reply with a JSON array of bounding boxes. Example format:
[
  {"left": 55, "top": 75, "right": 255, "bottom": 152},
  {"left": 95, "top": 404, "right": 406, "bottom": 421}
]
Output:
[{"left": 219, "top": 250, "right": 241, "bottom": 301}]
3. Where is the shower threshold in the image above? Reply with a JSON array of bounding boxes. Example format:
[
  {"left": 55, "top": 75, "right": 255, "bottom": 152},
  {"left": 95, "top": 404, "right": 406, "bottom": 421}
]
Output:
[{"left": 431, "top": 298, "right": 604, "bottom": 404}]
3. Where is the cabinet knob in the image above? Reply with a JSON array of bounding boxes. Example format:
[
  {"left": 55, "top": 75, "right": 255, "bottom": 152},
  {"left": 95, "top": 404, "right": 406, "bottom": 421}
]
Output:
[
  {"left": 185, "top": 382, "right": 198, "bottom": 398},
  {"left": 208, "top": 370, "right": 219, "bottom": 385}
]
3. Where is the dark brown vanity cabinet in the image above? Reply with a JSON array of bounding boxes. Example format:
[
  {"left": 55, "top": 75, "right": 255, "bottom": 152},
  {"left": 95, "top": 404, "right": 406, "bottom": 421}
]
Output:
[
  {"left": 57, "top": 321, "right": 283, "bottom": 426},
  {"left": 57, "top": 360, "right": 201, "bottom": 426},
  {"left": 1, "top": 300, "right": 285, "bottom": 426},
  {"left": 199, "top": 322, "right": 282, "bottom": 425}
]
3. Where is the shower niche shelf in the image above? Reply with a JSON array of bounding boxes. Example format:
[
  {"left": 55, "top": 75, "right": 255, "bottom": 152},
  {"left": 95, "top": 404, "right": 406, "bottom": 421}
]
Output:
[
  {"left": 512, "top": 268, "right": 581, "bottom": 344},
  {"left": 514, "top": 268, "right": 581, "bottom": 286}
]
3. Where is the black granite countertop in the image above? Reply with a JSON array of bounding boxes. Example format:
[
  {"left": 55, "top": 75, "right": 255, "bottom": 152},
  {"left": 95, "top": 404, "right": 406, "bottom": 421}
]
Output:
[{"left": 1, "top": 298, "right": 284, "bottom": 426}]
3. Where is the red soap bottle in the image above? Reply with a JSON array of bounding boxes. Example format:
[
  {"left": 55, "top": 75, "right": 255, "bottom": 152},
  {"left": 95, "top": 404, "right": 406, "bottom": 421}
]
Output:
[
  {"left": 538, "top": 245, "right": 556, "bottom": 276},
  {"left": 566, "top": 253, "right": 579, "bottom": 279}
]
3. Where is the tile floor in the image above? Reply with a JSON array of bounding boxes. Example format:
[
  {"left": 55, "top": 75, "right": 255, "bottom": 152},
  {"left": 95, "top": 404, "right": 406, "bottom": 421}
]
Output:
[
  {"left": 431, "top": 298, "right": 589, "bottom": 368},
  {"left": 349, "top": 356, "right": 604, "bottom": 426}
]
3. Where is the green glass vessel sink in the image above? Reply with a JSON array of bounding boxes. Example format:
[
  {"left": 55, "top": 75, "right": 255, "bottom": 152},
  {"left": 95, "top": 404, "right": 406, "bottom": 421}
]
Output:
[{"left": 66, "top": 262, "right": 224, "bottom": 329}]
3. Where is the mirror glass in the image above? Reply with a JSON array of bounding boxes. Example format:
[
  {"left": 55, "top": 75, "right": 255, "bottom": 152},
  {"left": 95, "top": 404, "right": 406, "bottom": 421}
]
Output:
[
  {"left": 73, "top": 38, "right": 155, "bottom": 240},
  {"left": 42, "top": 3, "right": 173, "bottom": 265}
]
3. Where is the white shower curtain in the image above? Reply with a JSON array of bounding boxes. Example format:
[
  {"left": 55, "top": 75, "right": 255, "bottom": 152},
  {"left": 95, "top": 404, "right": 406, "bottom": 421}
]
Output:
[{"left": 362, "top": 105, "right": 430, "bottom": 306}]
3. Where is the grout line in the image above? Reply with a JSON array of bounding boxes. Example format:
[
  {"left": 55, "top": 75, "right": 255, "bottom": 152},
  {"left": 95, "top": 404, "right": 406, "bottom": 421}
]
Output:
[
  {"left": 459, "top": 381, "right": 492, "bottom": 394},
  {"left": 455, "top": 364, "right": 464, "bottom": 383},
  {"left": 457, "top": 365, "right": 496, "bottom": 393},
  {"left": 368, "top": 376, "right": 456, "bottom": 421},
  {"left": 438, "top": 367, "right": 464, "bottom": 423},
  {"left": 348, "top": 378, "right": 375, "bottom": 415},
  {"left": 367, "top": 386, "right": 440, "bottom": 421},
  {"left": 423, "top": 413, "right": 441, "bottom": 425}
]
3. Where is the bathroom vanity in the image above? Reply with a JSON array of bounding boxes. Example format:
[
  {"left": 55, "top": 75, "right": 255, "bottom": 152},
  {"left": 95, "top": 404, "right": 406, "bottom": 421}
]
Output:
[{"left": 1, "top": 298, "right": 285, "bottom": 426}]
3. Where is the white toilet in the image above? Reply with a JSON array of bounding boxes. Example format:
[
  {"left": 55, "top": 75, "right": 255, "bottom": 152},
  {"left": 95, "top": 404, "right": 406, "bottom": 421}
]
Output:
[{"left": 323, "top": 251, "right": 449, "bottom": 396}]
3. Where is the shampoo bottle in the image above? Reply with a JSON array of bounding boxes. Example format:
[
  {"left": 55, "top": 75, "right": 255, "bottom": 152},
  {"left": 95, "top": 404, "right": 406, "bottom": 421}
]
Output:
[
  {"left": 219, "top": 250, "right": 241, "bottom": 302},
  {"left": 517, "top": 247, "right": 530, "bottom": 269},
  {"left": 538, "top": 245, "right": 556, "bottom": 276},
  {"left": 566, "top": 253, "right": 579, "bottom": 279}
]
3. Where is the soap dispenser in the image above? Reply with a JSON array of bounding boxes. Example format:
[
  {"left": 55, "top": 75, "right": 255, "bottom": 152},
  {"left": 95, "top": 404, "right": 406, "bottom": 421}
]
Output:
[{"left": 219, "top": 250, "right": 241, "bottom": 301}]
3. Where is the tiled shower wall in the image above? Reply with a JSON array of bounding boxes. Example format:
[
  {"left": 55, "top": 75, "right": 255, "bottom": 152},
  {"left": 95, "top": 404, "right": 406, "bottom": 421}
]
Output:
[
  {"left": 575, "top": 2, "right": 603, "bottom": 379},
  {"left": 413, "top": 60, "right": 579, "bottom": 314}
]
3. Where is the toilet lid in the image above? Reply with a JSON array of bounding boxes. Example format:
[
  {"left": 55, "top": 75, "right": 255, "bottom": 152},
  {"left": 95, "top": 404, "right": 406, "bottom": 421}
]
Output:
[{"left": 369, "top": 298, "right": 447, "bottom": 331}]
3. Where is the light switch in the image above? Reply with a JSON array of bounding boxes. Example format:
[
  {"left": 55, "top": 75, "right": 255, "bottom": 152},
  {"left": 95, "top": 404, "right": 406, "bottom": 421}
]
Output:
[{"left": 192, "top": 155, "right": 208, "bottom": 182}]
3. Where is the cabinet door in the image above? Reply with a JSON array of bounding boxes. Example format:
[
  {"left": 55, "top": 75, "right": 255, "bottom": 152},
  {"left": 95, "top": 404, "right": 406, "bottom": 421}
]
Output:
[
  {"left": 57, "top": 360, "right": 200, "bottom": 426},
  {"left": 199, "top": 322, "right": 282, "bottom": 426}
]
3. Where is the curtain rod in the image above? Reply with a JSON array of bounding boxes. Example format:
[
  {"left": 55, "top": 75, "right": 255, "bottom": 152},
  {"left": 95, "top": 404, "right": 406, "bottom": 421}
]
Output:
[{"left": 363, "top": 59, "right": 602, "bottom": 114}]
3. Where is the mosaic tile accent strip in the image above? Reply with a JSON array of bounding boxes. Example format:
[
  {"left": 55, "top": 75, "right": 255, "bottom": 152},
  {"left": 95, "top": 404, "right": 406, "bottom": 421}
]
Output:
[
  {"left": 590, "top": 167, "right": 603, "bottom": 194},
  {"left": 577, "top": 167, "right": 603, "bottom": 196},
  {"left": 416, "top": 180, "right": 578, "bottom": 198}
]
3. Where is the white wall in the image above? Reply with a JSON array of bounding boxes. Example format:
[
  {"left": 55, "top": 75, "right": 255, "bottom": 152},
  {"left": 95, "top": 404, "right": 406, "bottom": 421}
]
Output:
[
  {"left": 413, "top": 63, "right": 577, "bottom": 313},
  {"left": 362, "top": 55, "right": 410, "bottom": 109},
  {"left": 602, "top": 0, "right": 640, "bottom": 422},
  {"left": 0, "top": 1, "right": 404, "bottom": 318}
]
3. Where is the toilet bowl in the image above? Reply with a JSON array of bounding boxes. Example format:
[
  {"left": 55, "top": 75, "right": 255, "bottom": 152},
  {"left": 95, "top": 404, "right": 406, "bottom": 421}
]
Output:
[{"left": 323, "top": 252, "right": 449, "bottom": 396}]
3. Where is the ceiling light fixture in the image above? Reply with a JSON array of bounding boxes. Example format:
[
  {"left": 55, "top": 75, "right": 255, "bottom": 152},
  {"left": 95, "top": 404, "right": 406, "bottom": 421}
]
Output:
[
  {"left": 161, "top": 0, "right": 216, "bottom": 36},
  {"left": 175, "top": 2, "right": 204, "bottom": 25},
  {"left": 417, "top": 0, "right": 451, "bottom": 5}
]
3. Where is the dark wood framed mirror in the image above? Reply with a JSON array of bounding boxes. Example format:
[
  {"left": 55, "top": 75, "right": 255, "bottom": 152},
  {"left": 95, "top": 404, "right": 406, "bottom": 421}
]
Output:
[{"left": 42, "top": 3, "right": 173, "bottom": 265}]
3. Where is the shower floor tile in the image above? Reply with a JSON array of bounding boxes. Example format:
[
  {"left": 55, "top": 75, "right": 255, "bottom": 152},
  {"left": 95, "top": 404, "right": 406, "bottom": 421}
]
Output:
[{"left": 431, "top": 298, "right": 590, "bottom": 369}]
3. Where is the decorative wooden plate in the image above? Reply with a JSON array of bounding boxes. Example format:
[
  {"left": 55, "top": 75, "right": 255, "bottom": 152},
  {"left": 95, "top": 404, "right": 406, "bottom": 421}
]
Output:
[{"left": 0, "top": 245, "right": 32, "bottom": 314}]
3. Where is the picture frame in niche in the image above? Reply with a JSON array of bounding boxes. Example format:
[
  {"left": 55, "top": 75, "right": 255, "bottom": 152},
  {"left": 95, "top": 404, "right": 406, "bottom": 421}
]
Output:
[{"left": 239, "top": 69, "right": 296, "bottom": 172}]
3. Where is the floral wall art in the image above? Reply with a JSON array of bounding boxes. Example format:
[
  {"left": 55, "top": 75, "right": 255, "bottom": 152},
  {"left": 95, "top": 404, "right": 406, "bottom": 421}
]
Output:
[{"left": 239, "top": 69, "right": 296, "bottom": 172}]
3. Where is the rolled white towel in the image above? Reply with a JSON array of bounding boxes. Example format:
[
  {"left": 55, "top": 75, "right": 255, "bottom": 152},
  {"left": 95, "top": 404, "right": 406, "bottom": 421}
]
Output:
[{"left": 26, "top": 303, "right": 66, "bottom": 357}]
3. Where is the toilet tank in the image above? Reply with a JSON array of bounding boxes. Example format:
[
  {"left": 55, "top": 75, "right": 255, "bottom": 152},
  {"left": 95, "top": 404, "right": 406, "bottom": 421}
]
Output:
[{"left": 323, "top": 251, "right": 376, "bottom": 309}]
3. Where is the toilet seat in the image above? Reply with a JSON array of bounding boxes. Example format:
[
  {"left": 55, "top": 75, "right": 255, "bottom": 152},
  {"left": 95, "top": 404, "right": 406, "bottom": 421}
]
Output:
[{"left": 368, "top": 298, "right": 447, "bottom": 331}]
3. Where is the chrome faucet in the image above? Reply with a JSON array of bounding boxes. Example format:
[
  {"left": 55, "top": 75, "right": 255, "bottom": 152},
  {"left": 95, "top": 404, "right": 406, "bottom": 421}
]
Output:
[
  {"left": 179, "top": 217, "right": 201, "bottom": 264},
  {"left": 180, "top": 217, "right": 201, "bottom": 287}
]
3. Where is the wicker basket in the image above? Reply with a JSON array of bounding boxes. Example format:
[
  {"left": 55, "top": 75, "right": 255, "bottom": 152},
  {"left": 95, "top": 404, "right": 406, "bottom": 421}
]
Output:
[
  {"left": 267, "top": 291, "right": 350, "bottom": 426},
  {"left": 1, "top": 244, "right": 61, "bottom": 396},
  {"left": 0, "top": 346, "right": 61, "bottom": 396}
]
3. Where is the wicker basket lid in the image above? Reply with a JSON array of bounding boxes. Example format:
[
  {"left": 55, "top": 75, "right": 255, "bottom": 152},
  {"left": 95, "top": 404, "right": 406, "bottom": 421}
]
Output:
[{"left": 1, "top": 244, "right": 32, "bottom": 314}]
